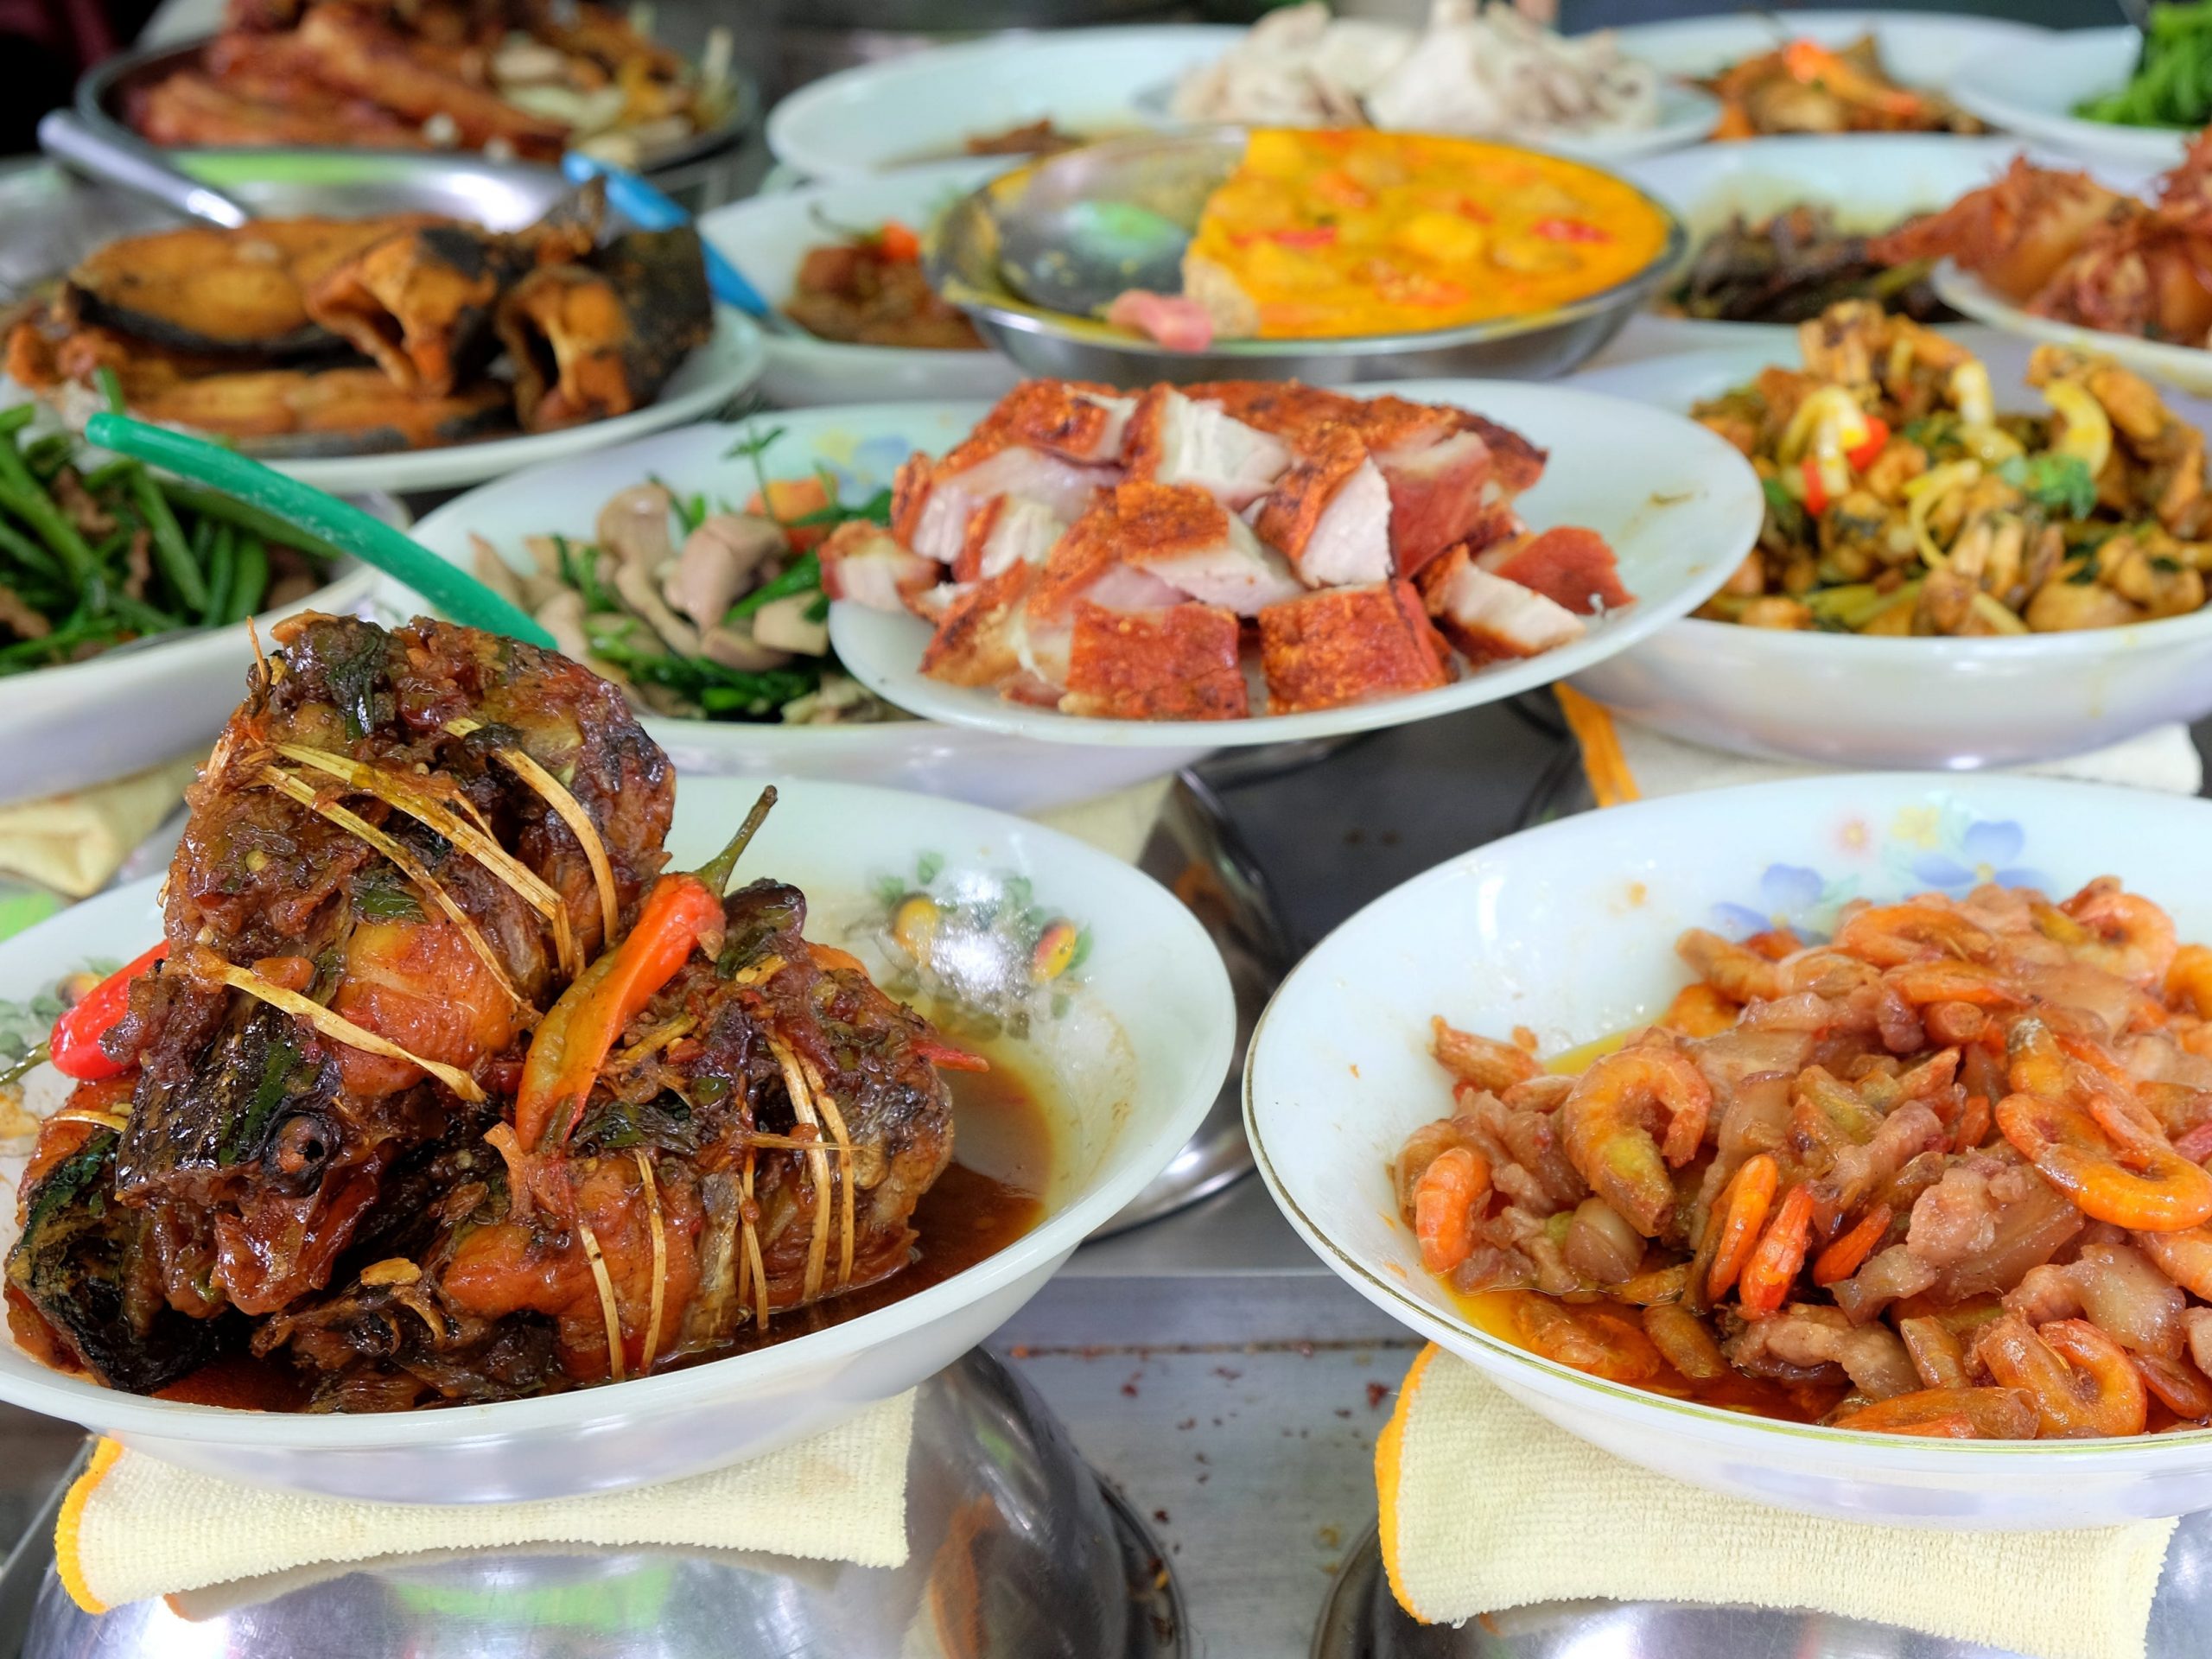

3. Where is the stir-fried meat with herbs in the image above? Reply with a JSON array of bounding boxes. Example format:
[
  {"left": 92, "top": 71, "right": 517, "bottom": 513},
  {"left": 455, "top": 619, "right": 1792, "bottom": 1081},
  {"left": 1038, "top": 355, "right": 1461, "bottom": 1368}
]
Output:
[
  {"left": 1669, "top": 206, "right": 1953, "bottom": 326},
  {"left": 785, "top": 220, "right": 982, "bottom": 352},
  {"left": 1692, "top": 301, "right": 2212, "bottom": 634},
  {"left": 5, "top": 615, "right": 963, "bottom": 1408},
  {"left": 1706, "top": 36, "right": 1980, "bottom": 138},
  {"left": 1399, "top": 878, "right": 2212, "bottom": 1440}
]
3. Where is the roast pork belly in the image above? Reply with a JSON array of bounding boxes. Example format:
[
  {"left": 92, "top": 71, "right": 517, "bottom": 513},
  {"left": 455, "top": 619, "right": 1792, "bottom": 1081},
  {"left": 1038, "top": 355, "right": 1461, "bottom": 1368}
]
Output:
[
  {"left": 1257, "top": 579, "right": 1451, "bottom": 713},
  {"left": 1476, "top": 525, "right": 1631, "bottom": 615},
  {"left": 893, "top": 435, "right": 1116, "bottom": 565},
  {"left": 1181, "top": 380, "right": 1364, "bottom": 438},
  {"left": 1418, "top": 546, "right": 1586, "bottom": 664},
  {"left": 1123, "top": 385, "right": 1292, "bottom": 508},
  {"left": 1103, "top": 480, "right": 1305, "bottom": 615},
  {"left": 1251, "top": 423, "right": 1395, "bottom": 588},
  {"left": 985, "top": 378, "right": 1139, "bottom": 464},
  {"left": 918, "top": 563, "right": 1037, "bottom": 686},
  {"left": 818, "top": 519, "right": 939, "bottom": 612},
  {"left": 953, "top": 494, "right": 1068, "bottom": 582},
  {"left": 1061, "top": 600, "right": 1250, "bottom": 720}
]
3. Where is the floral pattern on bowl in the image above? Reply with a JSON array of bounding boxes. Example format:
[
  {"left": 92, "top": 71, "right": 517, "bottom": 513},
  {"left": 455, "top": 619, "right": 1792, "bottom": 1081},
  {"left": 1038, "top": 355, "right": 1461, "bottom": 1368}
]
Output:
[{"left": 1709, "top": 795, "right": 2051, "bottom": 944}]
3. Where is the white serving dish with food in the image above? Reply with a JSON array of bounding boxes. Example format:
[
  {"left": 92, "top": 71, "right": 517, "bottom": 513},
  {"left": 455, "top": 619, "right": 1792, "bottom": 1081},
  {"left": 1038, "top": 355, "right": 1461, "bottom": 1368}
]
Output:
[
  {"left": 765, "top": 25, "right": 1244, "bottom": 181},
  {"left": 1936, "top": 270, "right": 2212, "bottom": 398},
  {"left": 1948, "top": 27, "right": 2190, "bottom": 173},
  {"left": 1249, "top": 772, "right": 2212, "bottom": 1527},
  {"left": 401, "top": 407, "right": 1214, "bottom": 808},
  {"left": 695, "top": 160, "right": 1021, "bottom": 407},
  {"left": 0, "top": 772, "right": 1235, "bottom": 1500},
  {"left": 1565, "top": 327, "right": 2212, "bottom": 768},
  {"left": 826, "top": 377, "right": 1760, "bottom": 747},
  {"left": 1614, "top": 10, "right": 2048, "bottom": 89}
]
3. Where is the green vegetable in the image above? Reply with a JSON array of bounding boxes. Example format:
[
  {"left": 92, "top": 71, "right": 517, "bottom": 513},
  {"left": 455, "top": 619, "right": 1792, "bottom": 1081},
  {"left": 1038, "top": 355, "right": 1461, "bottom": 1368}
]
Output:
[
  {"left": 154, "top": 482, "right": 337, "bottom": 569},
  {"left": 1998, "top": 454, "right": 2098, "bottom": 519},
  {"left": 2077, "top": 3, "right": 2212, "bottom": 127},
  {"left": 352, "top": 865, "right": 425, "bottom": 923},
  {"left": 554, "top": 535, "right": 621, "bottom": 613},
  {"left": 223, "top": 533, "right": 269, "bottom": 625},
  {"left": 725, "top": 551, "right": 821, "bottom": 621},
  {"left": 125, "top": 465, "right": 209, "bottom": 615}
]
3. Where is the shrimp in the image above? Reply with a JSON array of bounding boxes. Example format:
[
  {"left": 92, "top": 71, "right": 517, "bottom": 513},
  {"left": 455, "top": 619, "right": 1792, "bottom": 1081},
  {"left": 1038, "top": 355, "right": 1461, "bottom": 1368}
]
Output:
[
  {"left": 1737, "top": 1184, "right": 1815, "bottom": 1318},
  {"left": 1975, "top": 1314, "right": 2148, "bottom": 1438},
  {"left": 1998, "top": 1091, "right": 2212, "bottom": 1231},
  {"left": 2135, "top": 1225, "right": 2212, "bottom": 1299},
  {"left": 1834, "top": 902, "right": 1996, "bottom": 968},
  {"left": 1660, "top": 982, "right": 1738, "bottom": 1038},
  {"left": 1413, "top": 1146, "right": 1491, "bottom": 1274},
  {"left": 1430, "top": 1017, "right": 1541, "bottom": 1094},
  {"left": 1832, "top": 1386, "right": 2037, "bottom": 1440},
  {"left": 2062, "top": 880, "right": 2179, "bottom": 988},
  {"left": 1676, "top": 928, "right": 1781, "bottom": 1003},
  {"left": 1560, "top": 1045, "right": 1713, "bottom": 1237},
  {"left": 1884, "top": 960, "right": 2021, "bottom": 1007},
  {"left": 1705, "top": 1152, "right": 1778, "bottom": 1300},
  {"left": 2167, "top": 943, "right": 2212, "bottom": 1020}
]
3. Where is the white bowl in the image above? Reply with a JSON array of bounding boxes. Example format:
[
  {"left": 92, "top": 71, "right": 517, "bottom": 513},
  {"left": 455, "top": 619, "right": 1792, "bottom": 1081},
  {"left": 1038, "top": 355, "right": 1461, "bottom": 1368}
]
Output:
[
  {"left": 1566, "top": 330, "right": 2212, "bottom": 767},
  {"left": 1613, "top": 10, "right": 2048, "bottom": 89},
  {"left": 3, "top": 512, "right": 388, "bottom": 810},
  {"left": 697, "top": 161, "right": 1024, "bottom": 407},
  {"left": 1248, "top": 772, "right": 2212, "bottom": 1528},
  {"left": 402, "top": 405, "right": 1213, "bottom": 810},
  {"left": 0, "top": 774, "right": 1236, "bottom": 1500},
  {"left": 766, "top": 25, "right": 1245, "bottom": 181},
  {"left": 1949, "top": 28, "right": 2190, "bottom": 173},
  {"left": 830, "top": 378, "right": 1763, "bottom": 749},
  {"left": 271, "top": 310, "right": 767, "bottom": 495}
]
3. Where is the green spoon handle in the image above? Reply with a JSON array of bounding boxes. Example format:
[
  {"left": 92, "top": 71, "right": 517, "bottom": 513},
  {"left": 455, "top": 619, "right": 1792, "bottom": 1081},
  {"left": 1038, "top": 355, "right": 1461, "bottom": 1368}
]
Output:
[{"left": 84, "top": 413, "right": 556, "bottom": 650}]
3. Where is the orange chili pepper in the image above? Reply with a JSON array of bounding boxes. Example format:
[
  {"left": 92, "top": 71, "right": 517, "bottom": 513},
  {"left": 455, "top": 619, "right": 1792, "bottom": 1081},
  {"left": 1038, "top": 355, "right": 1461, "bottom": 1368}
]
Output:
[
  {"left": 1813, "top": 1203, "right": 1893, "bottom": 1285},
  {"left": 514, "top": 789, "right": 777, "bottom": 1154},
  {"left": 874, "top": 220, "right": 922, "bottom": 262}
]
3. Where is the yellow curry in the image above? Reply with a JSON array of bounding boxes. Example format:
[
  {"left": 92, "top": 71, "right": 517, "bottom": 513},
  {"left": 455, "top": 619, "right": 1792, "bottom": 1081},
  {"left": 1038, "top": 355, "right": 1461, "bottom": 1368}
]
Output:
[{"left": 1184, "top": 129, "right": 1674, "bottom": 340}]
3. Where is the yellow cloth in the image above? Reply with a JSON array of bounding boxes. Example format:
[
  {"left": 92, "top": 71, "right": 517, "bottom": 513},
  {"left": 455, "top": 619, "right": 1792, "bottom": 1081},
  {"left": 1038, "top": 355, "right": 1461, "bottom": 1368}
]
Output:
[
  {"left": 0, "top": 757, "right": 199, "bottom": 898},
  {"left": 58, "top": 1389, "right": 916, "bottom": 1615},
  {"left": 1377, "top": 1348, "right": 2177, "bottom": 1659}
]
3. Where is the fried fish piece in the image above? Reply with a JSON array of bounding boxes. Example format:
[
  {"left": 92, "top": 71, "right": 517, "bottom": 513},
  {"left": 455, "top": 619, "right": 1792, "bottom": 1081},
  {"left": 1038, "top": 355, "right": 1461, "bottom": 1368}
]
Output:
[
  {"left": 495, "top": 227, "right": 711, "bottom": 432},
  {"left": 64, "top": 216, "right": 436, "bottom": 356},
  {"left": 130, "top": 365, "right": 513, "bottom": 456},
  {"left": 293, "top": 5, "right": 569, "bottom": 158},
  {"left": 305, "top": 186, "right": 604, "bottom": 394},
  {"left": 132, "top": 67, "right": 433, "bottom": 149}
]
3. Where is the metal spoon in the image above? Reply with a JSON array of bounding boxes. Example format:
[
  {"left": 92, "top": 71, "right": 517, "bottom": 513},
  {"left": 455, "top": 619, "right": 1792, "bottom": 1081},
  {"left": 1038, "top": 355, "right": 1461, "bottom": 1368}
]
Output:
[{"left": 35, "top": 111, "right": 251, "bottom": 230}]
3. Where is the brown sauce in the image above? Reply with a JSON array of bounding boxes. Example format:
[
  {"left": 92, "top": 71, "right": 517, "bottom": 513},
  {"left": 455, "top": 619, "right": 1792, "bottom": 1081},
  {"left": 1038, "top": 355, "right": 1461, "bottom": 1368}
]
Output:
[{"left": 156, "top": 1043, "right": 1052, "bottom": 1410}]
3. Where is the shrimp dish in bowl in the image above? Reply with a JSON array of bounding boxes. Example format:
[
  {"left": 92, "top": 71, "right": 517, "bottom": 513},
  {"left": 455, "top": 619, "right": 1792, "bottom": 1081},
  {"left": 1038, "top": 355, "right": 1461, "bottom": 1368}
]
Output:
[{"left": 1247, "top": 772, "right": 2212, "bottom": 1524}]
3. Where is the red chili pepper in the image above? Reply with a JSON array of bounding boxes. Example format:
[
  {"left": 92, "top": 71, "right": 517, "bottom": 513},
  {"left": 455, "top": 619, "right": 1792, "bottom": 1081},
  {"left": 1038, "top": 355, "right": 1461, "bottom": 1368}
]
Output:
[
  {"left": 1452, "top": 196, "right": 1494, "bottom": 223},
  {"left": 50, "top": 944, "right": 165, "bottom": 1081},
  {"left": 1267, "top": 226, "right": 1338, "bottom": 248},
  {"left": 514, "top": 790, "right": 777, "bottom": 1154},
  {"left": 1847, "top": 416, "right": 1891, "bottom": 470},
  {"left": 1532, "top": 218, "right": 1610, "bottom": 245},
  {"left": 1798, "top": 456, "right": 1830, "bottom": 518}
]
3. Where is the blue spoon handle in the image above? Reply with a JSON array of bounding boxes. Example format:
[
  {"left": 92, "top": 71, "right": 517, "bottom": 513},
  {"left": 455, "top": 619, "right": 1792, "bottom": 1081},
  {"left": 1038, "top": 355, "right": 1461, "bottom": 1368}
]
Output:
[{"left": 563, "top": 152, "right": 771, "bottom": 318}]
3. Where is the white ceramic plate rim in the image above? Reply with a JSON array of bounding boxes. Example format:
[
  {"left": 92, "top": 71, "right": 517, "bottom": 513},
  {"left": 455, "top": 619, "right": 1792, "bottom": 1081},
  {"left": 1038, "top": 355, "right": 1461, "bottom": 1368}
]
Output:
[
  {"left": 1611, "top": 10, "right": 2050, "bottom": 82},
  {"left": 0, "top": 775, "right": 1236, "bottom": 1446},
  {"left": 829, "top": 378, "right": 1763, "bottom": 748},
  {"left": 1935, "top": 262, "right": 2212, "bottom": 388},
  {"left": 1946, "top": 28, "right": 2188, "bottom": 168},
  {"left": 269, "top": 310, "right": 766, "bottom": 493},
  {"left": 1245, "top": 770, "right": 2212, "bottom": 1459}
]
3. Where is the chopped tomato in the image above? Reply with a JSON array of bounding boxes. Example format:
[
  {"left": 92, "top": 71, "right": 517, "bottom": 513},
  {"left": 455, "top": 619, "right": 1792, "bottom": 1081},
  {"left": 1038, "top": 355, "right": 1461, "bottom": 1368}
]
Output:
[
  {"left": 874, "top": 220, "right": 922, "bottom": 262},
  {"left": 1847, "top": 416, "right": 1891, "bottom": 470},
  {"left": 1268, "top": 226, "right": 1338, "bottom": 248}
]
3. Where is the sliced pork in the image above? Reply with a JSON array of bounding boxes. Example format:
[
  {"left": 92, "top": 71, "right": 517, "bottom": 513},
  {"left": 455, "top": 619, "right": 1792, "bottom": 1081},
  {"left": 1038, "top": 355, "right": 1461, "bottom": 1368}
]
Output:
[
  {"left": 1252, "top": 423, "right": 1395, "bottom": 588},
  {"left": 1062, "top": 600, "right": 1249, "bottom": 720},
  {"left": 1257, "top": 580, "right": 1451, "bottom": 713},
  {"left": 953, "top": 495, "right": 1067, "bottom": 583},
  {"left": 1109, "top": 480, "right": 1304, "bottom": 615},
  {"left": 1478, "top": 525, "right": 1632, "bottom": 616},
  {"left": 1418, "top": 547, "right": 1586, "bottom": 663},
  {"left": 818, "top": 519, "right": 938, "bottom": 613},
  {"left": 1123, "top": 385, "right": 1292, "bottom": 509}
]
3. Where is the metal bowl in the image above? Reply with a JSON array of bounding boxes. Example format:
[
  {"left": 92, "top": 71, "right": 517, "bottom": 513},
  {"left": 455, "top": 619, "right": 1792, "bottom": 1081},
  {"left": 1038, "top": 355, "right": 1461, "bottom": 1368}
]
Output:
[
  {"left": 16, "top": 1350, "right": 1185, "bottom": 1659},
  {"left": 927, "top": 128, "right": 1688, "bottom": 388},
  {"left": 76, "top": 36, "right": 754, "bottom": 202}
]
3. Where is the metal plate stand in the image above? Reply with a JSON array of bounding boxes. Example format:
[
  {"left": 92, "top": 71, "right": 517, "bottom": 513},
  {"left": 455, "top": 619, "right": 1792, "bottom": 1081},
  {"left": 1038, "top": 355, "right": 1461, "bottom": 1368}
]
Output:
[
  {"left": 1313, "top": 1515, "right": 2212, "bottom": 1659},
  {"left": 5, "top": 1348, "right": 1183, "bottom": 1659}
]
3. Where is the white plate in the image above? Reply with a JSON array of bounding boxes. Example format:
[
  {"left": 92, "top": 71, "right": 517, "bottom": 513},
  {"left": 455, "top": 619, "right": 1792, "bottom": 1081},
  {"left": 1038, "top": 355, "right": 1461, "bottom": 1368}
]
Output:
[
  {"left": 402, "top": 407, "right": 1214, "bottom": 809},
  {"left": 696, "top": 161, "right": 1024, "bottom": 407},
  {"left": 1948, "top": 27, "right": 2189, "bottom": 172},
  {"left": 1613, "top": 10, "right": 2048, "bottom": 88},
  {"left": 270, "top": 309, "right": 767, "bottom": 494},
  {"left": 1566, "top": 330, "right": 2212, "bottom": 766},
  {"left": 766, "top": 25, "right": 1245, "bottom": 181},
  {"left": 1249, "top": 772, "right": 2212, "bottom": 1527},
  {"left": 1936, "top": 262, "right": 2212, "bottom": 395},
  {"left": 0, "top": 774, "right": 1236, "bottom": 1500},
  {"left": 1522, "top": 83, "right": 1720, "bottom": 163},
  {"left": 1, "top": 489, "right": 404, "bottom": 807},
  {"left": 830, "top": 378, "right": 1763, "bottom": 749}
]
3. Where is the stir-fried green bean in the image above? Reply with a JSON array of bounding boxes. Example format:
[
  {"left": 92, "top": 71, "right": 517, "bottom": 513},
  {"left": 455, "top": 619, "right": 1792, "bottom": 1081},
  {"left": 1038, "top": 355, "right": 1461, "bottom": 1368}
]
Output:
[
  {"left": 0, "top": 404, "right": 331, "bottom": 677},
  {"left": 2079, "top": 2, "right": 2212, "bottom": 127}
]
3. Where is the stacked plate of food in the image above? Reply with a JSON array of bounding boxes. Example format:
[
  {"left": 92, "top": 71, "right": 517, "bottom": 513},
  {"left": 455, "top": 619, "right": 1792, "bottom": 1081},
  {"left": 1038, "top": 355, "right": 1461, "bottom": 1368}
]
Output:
[
  {"left": 0, "top": 607, "right": 1235, "bottom": 1497},
  {"left": 1949, "top": 12, "right": 2212, "bottom": 173},
  {"left": 0, "top": 163, "right": 762, "bottom": 493},
  {"left": 82, "top": 0, "right": 747, "bottom": 175},
  {"left": 1567, "top": 305, "right": 2212, "bottom": 766}
]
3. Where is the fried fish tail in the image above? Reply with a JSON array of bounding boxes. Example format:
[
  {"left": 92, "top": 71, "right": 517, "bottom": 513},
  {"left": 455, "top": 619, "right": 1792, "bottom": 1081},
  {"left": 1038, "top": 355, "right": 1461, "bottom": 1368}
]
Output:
[{"left": 495, "top": 226, "right": 710, "bottom": 432}]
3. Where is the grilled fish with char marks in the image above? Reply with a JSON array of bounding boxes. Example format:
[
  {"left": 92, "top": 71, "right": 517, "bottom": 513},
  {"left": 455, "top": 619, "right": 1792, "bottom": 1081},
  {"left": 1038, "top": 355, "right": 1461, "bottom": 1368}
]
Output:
[{"left": 496, "top": 227, "right": 711, "bottom": 431}]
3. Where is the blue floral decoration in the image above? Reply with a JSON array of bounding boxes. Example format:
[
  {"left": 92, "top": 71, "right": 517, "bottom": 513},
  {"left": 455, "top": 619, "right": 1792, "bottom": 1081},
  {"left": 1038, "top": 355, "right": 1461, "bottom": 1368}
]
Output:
[{"left": 1710, "top": 861, "right": 1860, "bottom": 942}]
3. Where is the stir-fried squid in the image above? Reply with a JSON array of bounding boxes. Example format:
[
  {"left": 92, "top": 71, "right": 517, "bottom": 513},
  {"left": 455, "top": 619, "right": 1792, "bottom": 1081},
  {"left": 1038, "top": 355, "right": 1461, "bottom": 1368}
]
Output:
[
  {"left": 3, "top": 613, "right": 968, "bottom": 1408},
  {"left": 1396, "top": 877, "right": 2212, "bottom": 1440}
]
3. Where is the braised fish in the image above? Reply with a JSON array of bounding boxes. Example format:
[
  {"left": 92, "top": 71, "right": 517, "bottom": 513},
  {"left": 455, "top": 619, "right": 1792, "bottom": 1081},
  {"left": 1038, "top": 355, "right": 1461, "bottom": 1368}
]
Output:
[
  {"left": 292, "top": 5, "right": 570, "bottom": 158},
  {"left": 496, "top": 227, "right": 711, "bottom": 431},
  {"left": 130, "top": 366, "right": 514, "bottom": 456},
  {"left": 64, "top": 215, "right": 435, "bottom": 357}
]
